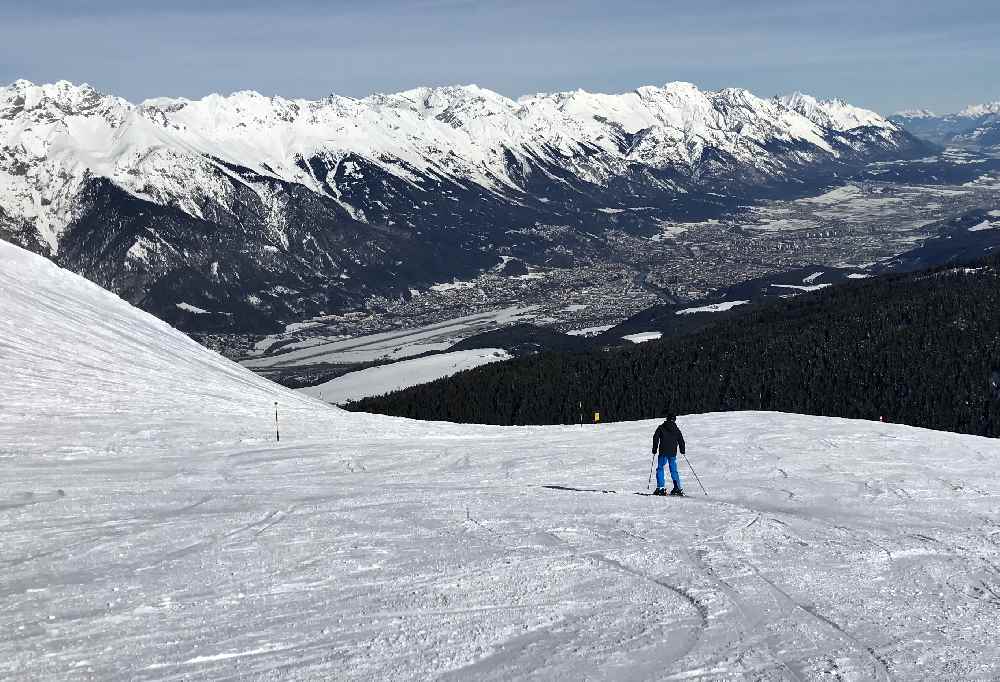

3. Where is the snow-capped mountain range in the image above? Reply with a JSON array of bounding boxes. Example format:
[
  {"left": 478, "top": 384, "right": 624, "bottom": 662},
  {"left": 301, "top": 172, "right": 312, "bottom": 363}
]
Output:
[
  {"left": 891, "top": 100, "right": 1000, "bottom": 148},
  {"left": 958, "top": 101, "right": 1000, "bottom": 118},
  {"left": 0, "top": 79, "right": 930, "bottom": 332}
]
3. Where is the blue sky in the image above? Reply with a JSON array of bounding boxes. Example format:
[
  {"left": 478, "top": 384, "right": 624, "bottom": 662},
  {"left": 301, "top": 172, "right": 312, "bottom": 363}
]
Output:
[{"left": 4, "top": 0, "right": 999, "bottom": 113}]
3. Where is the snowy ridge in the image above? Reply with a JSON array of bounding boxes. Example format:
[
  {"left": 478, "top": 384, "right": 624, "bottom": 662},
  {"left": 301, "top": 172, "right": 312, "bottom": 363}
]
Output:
[
  {"left": 1, "top": 78, "right": 908, "bottom": 251},
  {"left": 0, "top": 78, "right": 927, "bottom": 333},
  {"left": 892, "top": 108, "right": 937, "bottom": 119},
  {"left": 2, "top": 240, "right": 1000, "bottom": 678},
  {"left": 890, "top": 100, "right": 1000, "bottom": 149},
  {"left": 958, "top": 101, "right": 1000, "bottom": 118},
  {"left": 778, "top": 92, "right": 895, "bottom": 132}
]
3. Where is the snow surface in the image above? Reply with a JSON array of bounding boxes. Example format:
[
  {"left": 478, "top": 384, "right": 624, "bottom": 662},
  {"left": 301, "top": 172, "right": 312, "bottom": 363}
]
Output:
[
  {"left": 780, "top": 92, "right": 897, "bottom": 133},
  {"left": 429, "top": 280, "right": 477, "bottom": 292},
  {"left": 242, "top": 307, "right": 536, "bottom": 368},
  {"left": 297, "top": 348, "right": 511, "bottom": 404},
  {"left": 969, "top": 220, "right": 997, "bottom": 232},
  {"left": 175, "top": 302, "right": 209, "bottom": 314},
  {"left": 622, "top": 331, "right": 663, "bottom": 343},
  {"left": 892, "top": 109, "right": 937, "bottom": 119},
  {"left": 772, "top": 283, "right": 833, "bottom": 293},
  {"left": 958, "top": 101, "right": 1000, "bottom": 118},
  {"left": 650, "top": 222, "right": 695, "bottom": 241},
  {"left": 795, "top": 184, "right": 864, "bottom": 206},
  {"left": 3, "top": 240, "right": 1000, "bottom": 679},
  {"left": 566, "top": 324, "right": 615, "bottom": 336},
  {"left": 676, "top": 300, "right": 750, "bottom": 315}
]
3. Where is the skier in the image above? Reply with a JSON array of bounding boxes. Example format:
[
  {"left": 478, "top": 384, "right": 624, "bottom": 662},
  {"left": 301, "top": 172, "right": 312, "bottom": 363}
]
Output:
[{"left": 652, "top": 413, "right": 686, "bottom": 496}]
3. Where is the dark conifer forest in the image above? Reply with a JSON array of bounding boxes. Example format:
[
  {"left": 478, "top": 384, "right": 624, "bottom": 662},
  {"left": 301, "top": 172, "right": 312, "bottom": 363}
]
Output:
[{"left": 348, "top": 255, "right": 1000, "bottom": 437}]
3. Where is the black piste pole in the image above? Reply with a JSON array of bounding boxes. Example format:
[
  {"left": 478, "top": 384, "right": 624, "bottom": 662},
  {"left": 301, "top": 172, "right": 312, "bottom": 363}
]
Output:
[{"left": 274, "top": 402, "right": 280, "bottom": 442}]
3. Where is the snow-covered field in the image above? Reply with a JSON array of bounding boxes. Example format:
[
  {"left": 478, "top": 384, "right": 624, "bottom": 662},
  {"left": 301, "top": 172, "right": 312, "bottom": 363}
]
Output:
[
  {"left": 771, "top": 283, "right": 833, "bottom": 293},
  {"left": 750, "top": 182, "right": 969, "bottom": 237},
  {"left": 3, "top": 240, "right": 1000, "bottom": 680},
  {"left": 297, "top": 348, "right": 510, "bottom": 404},
  {"left": 567, "top": 324, "right": 615, "bottom": 337},
  {"left": 676, "top": 300, "right": 750, "bottom": 315},
  {"left": 623, "top": 331, "right": 664, "bottom": 343},
  {"left": 242, "top": 307, "right": 536, "bottom": 369}
]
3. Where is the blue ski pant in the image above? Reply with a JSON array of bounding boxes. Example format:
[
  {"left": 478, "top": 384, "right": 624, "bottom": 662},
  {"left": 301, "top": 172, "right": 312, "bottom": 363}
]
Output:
[{"left": 656, "top": 454, "right": 681, "bottom": 489}]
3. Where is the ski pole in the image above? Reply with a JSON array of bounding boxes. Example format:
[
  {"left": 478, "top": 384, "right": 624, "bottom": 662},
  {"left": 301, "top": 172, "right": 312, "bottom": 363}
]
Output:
[
  {"left": 681, "top": 451, "right": 707, "bottom": 496},
  {"left": 647, "top": 452, "right": 657, "bottom": 490}
]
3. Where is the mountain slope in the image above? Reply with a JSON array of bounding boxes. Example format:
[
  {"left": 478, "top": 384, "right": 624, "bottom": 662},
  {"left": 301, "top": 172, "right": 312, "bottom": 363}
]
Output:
[
  {"left": 0, "top": 238, "right": 337, "bottom": 443},
  {"left": 1, "top": 79, "right": 932, "bottom": 332},
  {"left": 3, "top": 239, "right": 1000, "bottom": 679}
]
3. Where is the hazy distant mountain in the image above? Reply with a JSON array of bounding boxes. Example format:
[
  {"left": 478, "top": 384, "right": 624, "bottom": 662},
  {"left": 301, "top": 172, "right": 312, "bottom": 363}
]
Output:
[
  {"left": 893, "top": 109, "right": 938, "bottom": 119},
  {"left": 0, "top": 79, "right": 931, "bottom": 332},
  {"left": 891, "top": 101, "right": 1000, "bottom": 148}
]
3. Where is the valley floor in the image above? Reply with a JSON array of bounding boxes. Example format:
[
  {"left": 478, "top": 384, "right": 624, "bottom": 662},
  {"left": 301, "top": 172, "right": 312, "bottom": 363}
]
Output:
[{"left": 4, "top": 411, "right": 999, "bottom": 680}]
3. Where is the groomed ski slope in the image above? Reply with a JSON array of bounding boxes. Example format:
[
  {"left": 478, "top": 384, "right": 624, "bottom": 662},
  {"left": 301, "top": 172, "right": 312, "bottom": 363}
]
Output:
[{"left": 2, "top": 240, "right": 1000, "bottom": 680}]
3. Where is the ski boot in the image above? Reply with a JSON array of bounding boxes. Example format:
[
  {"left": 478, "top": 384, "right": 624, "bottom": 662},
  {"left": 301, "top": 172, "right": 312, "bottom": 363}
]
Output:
[
  {"left": 652, "top": 488, "right": 667, "bottom": 496},
  {"left": 669, "top": 487, "right": 685, "bottom": 497}
]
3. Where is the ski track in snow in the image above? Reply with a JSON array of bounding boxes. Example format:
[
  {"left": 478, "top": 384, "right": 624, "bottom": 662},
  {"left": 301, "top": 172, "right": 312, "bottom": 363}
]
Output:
[{"left": 3, "top": 240, "right": 1000, "bottom": 679}]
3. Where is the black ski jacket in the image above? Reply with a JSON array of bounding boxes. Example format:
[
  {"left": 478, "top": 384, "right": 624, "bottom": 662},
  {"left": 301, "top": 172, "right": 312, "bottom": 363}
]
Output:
[{"left": 652, "top": 420, "right": 685, "bottom": 456}]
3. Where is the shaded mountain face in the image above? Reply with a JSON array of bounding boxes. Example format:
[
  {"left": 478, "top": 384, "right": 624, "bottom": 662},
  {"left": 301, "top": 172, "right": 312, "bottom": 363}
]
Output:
[
  {"left": 1, "top": 79, "right": 932, "bottom": 332},
  {"left": 891, "top": 102, "right": 1000, "bottom": 148}
]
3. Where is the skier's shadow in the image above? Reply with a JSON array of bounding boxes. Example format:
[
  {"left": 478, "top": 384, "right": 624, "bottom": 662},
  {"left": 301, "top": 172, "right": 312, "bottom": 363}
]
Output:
[{"left": 541, "top": 484, "right": 617, "bottom": 494}]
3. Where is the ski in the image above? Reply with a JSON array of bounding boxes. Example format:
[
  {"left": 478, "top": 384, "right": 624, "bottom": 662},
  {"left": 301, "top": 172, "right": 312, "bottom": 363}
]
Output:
[{"left": 541, "top": 486, "right": 693, "bottom": 498}]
